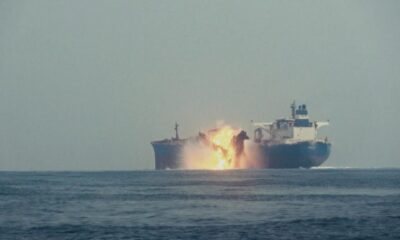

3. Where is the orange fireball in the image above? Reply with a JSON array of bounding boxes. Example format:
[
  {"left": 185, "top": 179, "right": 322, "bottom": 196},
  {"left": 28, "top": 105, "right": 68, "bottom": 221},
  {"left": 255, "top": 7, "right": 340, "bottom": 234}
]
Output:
[
  {"left": 182, "top": 125, "right": 247, "bottom": 170},
  {"left": 208, "top": 126, "right": 237, "bottom": 170}
]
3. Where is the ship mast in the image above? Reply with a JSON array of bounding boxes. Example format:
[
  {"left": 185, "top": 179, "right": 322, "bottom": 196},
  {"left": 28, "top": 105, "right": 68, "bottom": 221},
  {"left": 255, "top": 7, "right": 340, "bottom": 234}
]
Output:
[
  {"left": 291, "top": 101, "right": 296, "bottom": 119},
  {"left": 174, "top": 122, "right": 180, "bottom": 140}
]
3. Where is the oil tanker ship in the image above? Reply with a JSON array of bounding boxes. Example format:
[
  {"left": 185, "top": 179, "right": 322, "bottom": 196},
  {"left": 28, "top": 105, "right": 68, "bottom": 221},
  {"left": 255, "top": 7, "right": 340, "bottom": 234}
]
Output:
[
  {"left": 251, "top": 102, "right": 331, "bottom": 168},
  {"left": 151, "top": 102, "right": 331, "bottom": 169}
]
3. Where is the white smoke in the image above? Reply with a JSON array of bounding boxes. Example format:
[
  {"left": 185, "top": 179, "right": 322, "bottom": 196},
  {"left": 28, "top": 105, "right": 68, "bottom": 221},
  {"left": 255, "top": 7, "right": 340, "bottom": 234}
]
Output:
[
  {"left": 241, "top": 140, "right": 264, "bottom": 168},
  {"left": 181, "top": 140, "right": 214, "bottom": 169}
]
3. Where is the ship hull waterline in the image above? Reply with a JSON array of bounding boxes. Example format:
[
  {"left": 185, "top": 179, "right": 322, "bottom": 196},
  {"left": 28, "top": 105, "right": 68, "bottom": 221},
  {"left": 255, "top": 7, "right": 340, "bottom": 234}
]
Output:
[{"left": 151, "top": 141, "right": 331, "bottom": 170}]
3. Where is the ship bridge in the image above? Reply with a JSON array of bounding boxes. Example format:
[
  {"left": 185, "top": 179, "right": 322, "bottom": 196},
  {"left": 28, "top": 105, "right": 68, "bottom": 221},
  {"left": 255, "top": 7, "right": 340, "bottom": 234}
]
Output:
[{"left": 253, "top": 102, "right": 329, "bottom": 143}]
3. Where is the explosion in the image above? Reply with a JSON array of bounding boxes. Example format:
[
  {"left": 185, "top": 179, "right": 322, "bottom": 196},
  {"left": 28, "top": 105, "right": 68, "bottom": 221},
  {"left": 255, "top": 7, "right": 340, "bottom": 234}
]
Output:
[
  {"left": 208, "top": 126, "right": 237, "bottom": 170},
  {"left": 182, "top": 125, "right": 248, "bottom": 170}
]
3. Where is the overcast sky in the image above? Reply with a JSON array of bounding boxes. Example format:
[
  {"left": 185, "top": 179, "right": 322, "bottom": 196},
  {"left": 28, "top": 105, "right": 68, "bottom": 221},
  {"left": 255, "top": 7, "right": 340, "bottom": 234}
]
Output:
[{"left": 1, "top": 0, "right": 399, "bottom": 170}]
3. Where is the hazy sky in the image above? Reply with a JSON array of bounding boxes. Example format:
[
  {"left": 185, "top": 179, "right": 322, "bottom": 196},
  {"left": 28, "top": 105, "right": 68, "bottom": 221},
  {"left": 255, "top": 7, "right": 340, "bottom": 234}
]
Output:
[{"left": 1, "top": 0, "right": 399, "bottom": 170}]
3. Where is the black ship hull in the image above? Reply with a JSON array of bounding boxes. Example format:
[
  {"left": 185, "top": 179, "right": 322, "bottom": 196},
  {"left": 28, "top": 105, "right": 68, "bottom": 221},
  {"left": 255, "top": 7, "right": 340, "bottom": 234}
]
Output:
[
  {"left": 151, "top": 140, "right": 330, "bottom": 170},
  {"left": 256, "top": 141, "right": 331, "bottom": 168},
  {"left": 152, "top": 142, "right": 184, "bottom": 170}
]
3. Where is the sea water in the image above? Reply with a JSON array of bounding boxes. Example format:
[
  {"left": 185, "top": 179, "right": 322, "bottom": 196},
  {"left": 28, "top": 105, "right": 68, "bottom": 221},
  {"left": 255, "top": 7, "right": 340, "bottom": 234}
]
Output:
[{"left": 1, "top": 169, "right": 399, "bottom": 239}]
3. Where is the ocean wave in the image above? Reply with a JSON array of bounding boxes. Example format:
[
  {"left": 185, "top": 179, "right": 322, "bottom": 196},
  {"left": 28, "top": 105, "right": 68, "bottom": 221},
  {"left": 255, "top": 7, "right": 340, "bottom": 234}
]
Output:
[{"left": 1, "top": 216, "right": 399, "bottom": 240}]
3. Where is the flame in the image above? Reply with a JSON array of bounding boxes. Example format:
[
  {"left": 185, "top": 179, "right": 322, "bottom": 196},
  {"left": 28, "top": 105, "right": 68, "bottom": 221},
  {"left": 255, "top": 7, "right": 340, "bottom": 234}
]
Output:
[
  {"left": 209, "top": 126, "right": 237, "bottom": 170},
  {"left": 182, "top": 125, "right": 240, "bottom": 170}
]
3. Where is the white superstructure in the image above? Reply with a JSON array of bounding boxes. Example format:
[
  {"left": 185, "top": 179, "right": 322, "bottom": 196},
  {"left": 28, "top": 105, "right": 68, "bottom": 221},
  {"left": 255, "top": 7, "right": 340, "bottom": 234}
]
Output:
[{"left": 252, "top": 102, "right": 329, "bottom": 143}]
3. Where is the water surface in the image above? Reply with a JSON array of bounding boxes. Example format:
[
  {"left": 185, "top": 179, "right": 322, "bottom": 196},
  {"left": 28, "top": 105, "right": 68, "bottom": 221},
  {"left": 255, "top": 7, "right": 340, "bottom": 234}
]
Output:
[{"left": 1, "top": 169, "right": 399, "bottom": 239}]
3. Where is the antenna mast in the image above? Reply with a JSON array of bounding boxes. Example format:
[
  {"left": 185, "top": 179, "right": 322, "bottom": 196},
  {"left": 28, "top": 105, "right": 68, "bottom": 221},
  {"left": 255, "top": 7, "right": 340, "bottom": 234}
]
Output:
[
  {"left": 291, "top": 101, "right": 296, "bottom": 119},
  {"left": 174, "top": 122, "right": 179, "bottom": 140}
]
